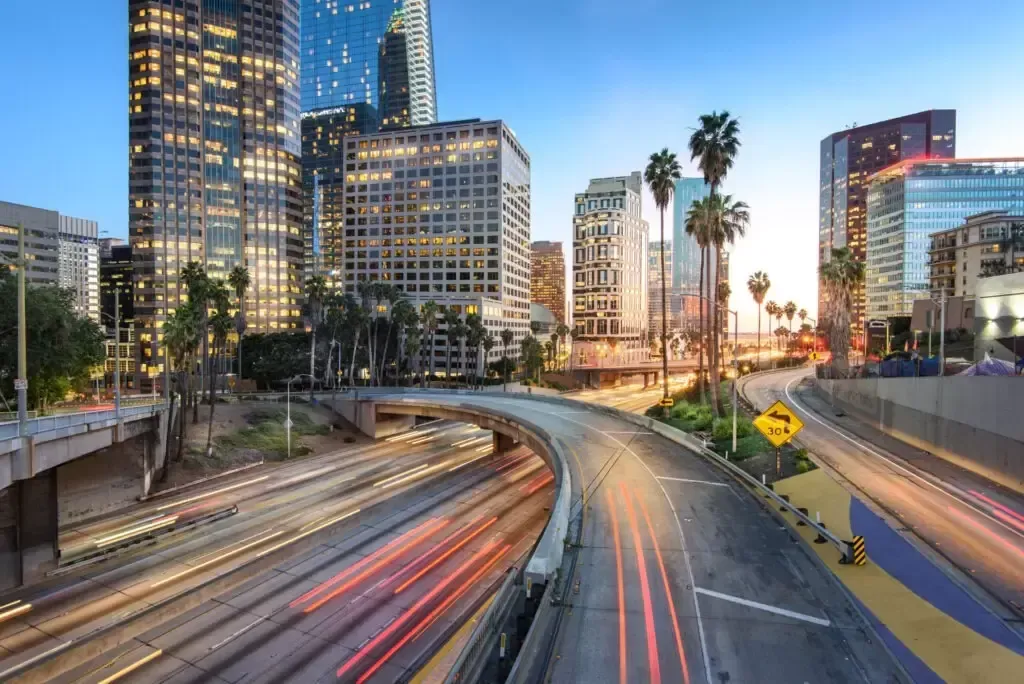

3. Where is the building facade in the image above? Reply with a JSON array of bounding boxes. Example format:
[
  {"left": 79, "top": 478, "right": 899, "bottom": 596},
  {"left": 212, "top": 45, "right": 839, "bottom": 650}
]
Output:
[
  {"left": 57, "top": 216, "right": 100, "bottom": 321},
  {"left": 530, "top": 240, "right": 565, "bottom": 325},
  {"left": 572, "top": 172, "right": 649, "bottom": 365},
  {"left": 648, "top": 239, "right": 672, "bottom": 337},
  {"left": 671, "top": 177, "right": 711, "bottom": 331},
  {"left": 820, "top": 110, "right": 956, "bottom": 332},
  {"left": 339, "top": 119, "right": 531, "bottom": 374},
  {"left": 929, "top": 211, "right": 1024, "bottom": 299},
  {"left": 100, "top": 243, "right": 137, "bottom": 388},
  {"left": 866, "top": 158, "right": 1024, "bottom": 319},
  {"left": 129, "top": 0, "right": 304, "bottom": 388},
  {"left": 300, "top": 0, "right": 436, "bottom": 127}
]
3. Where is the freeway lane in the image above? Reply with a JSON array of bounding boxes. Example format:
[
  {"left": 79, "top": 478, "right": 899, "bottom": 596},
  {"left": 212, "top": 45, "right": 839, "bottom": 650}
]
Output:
[
  {"left": 0, "top": 422, "right": 552, "bottom": 683},
  {"left": 740, "top": 368, "right": 1024, "bottom": 621},
  {"left": 362, "top": 391, "right": 905, "bottom": 684}
]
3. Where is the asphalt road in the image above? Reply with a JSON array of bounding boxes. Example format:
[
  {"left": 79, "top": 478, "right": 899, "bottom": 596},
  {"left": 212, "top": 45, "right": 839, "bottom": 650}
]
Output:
[
  {"left": 740, "top": 367, "right": 1024, "bottom": 625},
  {"left": 366, "top": 391, "right": 905, "bottom": 684},
  {"left": 0, "top": 422, "right": 552, "bottom": 683}
]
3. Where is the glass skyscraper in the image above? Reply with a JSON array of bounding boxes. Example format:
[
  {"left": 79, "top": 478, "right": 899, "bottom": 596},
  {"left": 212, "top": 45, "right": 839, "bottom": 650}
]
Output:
[
  {"left": 865, "top": 158, "right": 1024, "bottom": 318},
  {"left": 129, "top": 0, "right": 304, "bottom": 389},
  {"left": 819, "top": 110, "right": 956, "bottom": 331},
  {"left": 671, "top": 177, "right": 710, "bottom": 330}
]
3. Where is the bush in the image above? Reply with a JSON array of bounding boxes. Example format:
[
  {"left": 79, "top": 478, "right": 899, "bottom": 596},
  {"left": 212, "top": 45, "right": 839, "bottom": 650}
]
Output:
[
  {"left": 795, "top": 459, "right": 814, "bottom": 474},
  {"left": 711, "top": 416, "right": 755, "bottom": 441}
]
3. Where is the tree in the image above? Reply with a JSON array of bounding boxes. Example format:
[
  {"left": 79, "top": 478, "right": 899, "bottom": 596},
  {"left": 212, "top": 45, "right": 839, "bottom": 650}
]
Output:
[
  {"left": 783, "top": 301, "right": 798, "bottom": 352},
  {"left": 163, "top": 302, "right": 199, "bottom": 463},
  {"left": 347, "top": 302, "right": 368, "bottom": 387},
  {"left": 765, "top": 301, "right": 780, "bottom": 367},
  {"left": 453, "top": 318, "right": 469, "bottom": 388},
  {"left": 403, "top": 326, "right": 421, "bottom": 387},
  {"left": 466, "top": 313, "right": 485, "bottom": 388},
  {"left": 443, "top": 308, "right": 461, "bottom": 388},
  {"left": 389, "top": 298, "right": 417, "bottom": 386},
  {"left": 798, "top": 308, "right": 808, "bottom": 330},
  {"left": 227, "top": 265, "right": 251, "bottom": 381},
  {"left": 500, "top": 328, "right": 514, "bottom": 391},
  {"left": 644, "top": 147, "right": 683, "bottom": 413},
  {"left": 205, "top": 307, "right": 233, "bottom": 457},
  {"left": 530, "top": 320, "right": 541, "bottom": 336},
  {"left": 304, "top": 275, "right": 328, "bottom": 399},
  {"left": 181, "top": 262, "right": 210, "bottom": 423},
  {"left": 747, "top": 271, "right": 770, "bottom": 368},
  {"left": 685, "top": 198, "right": 713, "bottom": 405},
  {"left": 520, "top": 334, "right": 544, "bottom": 383},
  {"left": 420, "top": 300, "right": 440, "bottom": 386},
  {"left": 569, "top": 327, "right": 580, "bottom": 371},
  {"left": 203, "top": 279, "right": 231, "bottom": 412},
  {"left": 819, "top": 246, "right": 866, "bottom": 369},
  {"left": 555, "top": 323, "right": 570, "bottom": 371},
  {"left": 549, "top": 332, "right": 559, "bottom": 371},
  {"left": 689, "top": 110, "right": 741, "bottom": 417},
  {"left": 481, "top": 333, "right": 495, "bottom": 385}
]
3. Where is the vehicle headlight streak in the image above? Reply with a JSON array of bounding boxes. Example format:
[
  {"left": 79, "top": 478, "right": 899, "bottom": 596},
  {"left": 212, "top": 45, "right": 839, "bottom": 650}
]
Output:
[
  {"left": 376, "top": 460, "right": 454, "bottom": 490},
  {"left": 93, "top": 516, "right": 180, "bottom": 547},
  {"left": 150, "top": 529, "right": 285, "bottom": 589},
  {"left": 155, "top": 476, "right": 269, "bottom": 511},
  {"left": 392, "top": 516, "right": 498, "bottom": 595},
  {"left": 0, "top": 600, "right": 31, "bottom": 624}
]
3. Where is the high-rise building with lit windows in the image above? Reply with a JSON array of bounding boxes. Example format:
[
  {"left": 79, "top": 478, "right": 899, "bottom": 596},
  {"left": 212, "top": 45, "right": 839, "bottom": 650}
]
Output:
[
  {"left": 128, "top": 0, "right": 304, "bottom": 390},
  {"left": 530, "top": 241, "right": 565, "bottom": 325},
  {"left": 572, "top": 173, "right": 649, "bottom": 365},
  {"left": 819, "top": 110, "right": 956, "bottom": 334},
  {"left": 648, "top": 239, "right": 672, "bottom": 336}
]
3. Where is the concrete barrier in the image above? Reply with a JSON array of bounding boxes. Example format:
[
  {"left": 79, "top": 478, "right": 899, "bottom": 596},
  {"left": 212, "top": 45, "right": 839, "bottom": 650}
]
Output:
[{"left": 815, "top": 377, "right": 1024, "bottom": 493}]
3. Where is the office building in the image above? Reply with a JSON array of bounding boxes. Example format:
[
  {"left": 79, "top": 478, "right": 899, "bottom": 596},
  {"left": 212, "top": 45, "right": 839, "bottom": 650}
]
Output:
[
  {"left": 866, "top": 158, "right": 1024, "bottom": 319},
  {"left": 340, "top": 119, "right": 531, "bottom": 375},
  {"left": 129, "top": 1, "right": 304, "bottom": 389},
  {"left": 929, "top": 211, "right": 1024, "bottom": 299},
  {"left": 648, "top": 239, "right": 672, "bottom": 336},
  {"left": 572, "top": 172, "right": 649, "bottom": 365},
  {"left": 300, "top": 0, "right": 436, "bottom": 127},
  {"left": 1, "top": 202, "right": 99, "bottom": 321},
  {"left": 820, "top": 110, "right": 956, "bottom": 331},
  {"left": 530, "top": 241, "right": 565, "bottom": 325},
  {"left": 671, "top": 177, "right": 711, "bottom": 331},
  {"left": 101, "top": 243, "right": 136, "bottom": 387}
]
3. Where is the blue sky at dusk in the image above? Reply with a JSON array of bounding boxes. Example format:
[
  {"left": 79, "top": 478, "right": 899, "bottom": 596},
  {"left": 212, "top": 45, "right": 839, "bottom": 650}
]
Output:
[{"left": 2, "top": 0, "right": 1023, "bottom": 330}]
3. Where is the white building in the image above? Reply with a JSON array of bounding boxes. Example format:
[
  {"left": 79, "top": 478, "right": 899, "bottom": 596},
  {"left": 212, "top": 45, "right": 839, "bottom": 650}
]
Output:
[
  {"left": 648, "top": 239, "right": 672, "bottom": 337},
  {"left": 58, "top": 215, "right": 99, "bottom": 322},
  {"left": 340, "top": 119, "right": 531, "bottom": 376},
  {"left": 572, "top": 173, "right": 650, "bottom": 365}
]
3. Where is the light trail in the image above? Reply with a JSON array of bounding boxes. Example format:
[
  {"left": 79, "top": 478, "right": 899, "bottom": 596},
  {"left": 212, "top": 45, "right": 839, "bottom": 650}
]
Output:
[
  {"left": 970, "top": 490, "right": 1024, "bottom": 531},
  {"left": 96, "top": 649, "right": 163, "bottom": 683},
  {"left": 606, "top": 487, "right": 627, "bottom": 684},
  {"left": 302, "top": 518, "right": 450, "bottom": 613},
  {"left": 335, "top": 541, "right": 499, "bottom": 680},
  {"left": 408, "top": 435, "right": 438, "bottom": 446},
  {"left": 150, "top": 529, "right": 285, "bottom": 589},
  {"left": 290, "top": 518, "right": 444, "bottom": 608},
  {"left": 378, "top": 518, "right": 483, "bottom": 590},
  {"left": 155, "top": 476, "right": 270, "bottom": 511},
  {"left": 495, "top": 453, "right": 532, "bottom": 473},
  {"left": 94, "top": 516, "right": 179, "bottom": 547},
  {"left": 373, "top": 463, "right": 430, "bottom": 488},
  {"left": 378, "top": 460, "right": 454, "bottom": 490},
  {"left": 0, "top": 601, "right": 31, "bottom": 624},
  {"left": 254, "top": 508, "right": 361, "bottom": 559},
  {"left": 521, "top": 472, "right": 554, "bottom": 496},
  {"left": 384, "top": 427, "right": 441, "bottom": 443},
  {"left": 393, "top": 516, "right": 498, "bottom": 594},
  {"left": 474, "top": 444, "right": 494, "bottom": 453},
  {"left": 620, "top": 483, "right": 661, "bottom": 684},
  {"left": 447, "top": 451, "right": 492, "bottom": 473},
  {"left": 946, "top": 506, "right": 1024, "bottom": 564}
]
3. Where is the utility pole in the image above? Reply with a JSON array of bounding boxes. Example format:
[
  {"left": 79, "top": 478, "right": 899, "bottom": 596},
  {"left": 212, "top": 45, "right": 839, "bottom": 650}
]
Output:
[
  {"left": 938, "top": 290, "right": 947, "bottom": 376},
  {"left": 114, "top": 287, "right": 121, "bottom": 418},
  {"left": 17, "top": 223, "right": 28, "bottom": 437}
]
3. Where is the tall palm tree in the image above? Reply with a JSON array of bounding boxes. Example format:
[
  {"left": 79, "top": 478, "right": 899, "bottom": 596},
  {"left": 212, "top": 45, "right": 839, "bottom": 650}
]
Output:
[
  {"left": 388, "top": 299, "right": 417, "bottom": 386},
  {"left": 705, "top": 195, "right": 749, "bottom": 377},
  {"left": 347, "top": 300, "right": 368, "bottom": 387},
  {"left": 181, "top": 262, "right": 209, "bottom": 422},
  {"left": 420, "top": 300, "right": 440, "bottom": 387},
  {"left": 555, "top": 323, "right": 570, "bottom": 371},
  {"left": 465, "top": 313, "right": 484, "bottom": 389},
  {"left": 205, "top": 307, "right": 233, "bottom": 457},
  {"left": 163, "top": 302, "right": 199, "bottom": 464},
  {"left": 685, "top": 197, "right": 714, "bottom": 405},
  {"left": 644, "top": 148, "right": 683, "bottom": 413},
  {"left": 227, "top": 265, "right": 250, "bottom": 382},
  {"left": 443, "top": 309, "right": 461, "bottom": 388},
  {"left": 765, "top": 301, "right": 780, "bottom": 368},
  {"left": 689, "top": 110, "right": 741, "bottom": 416},
  {"left": 453, "top": 318, "right": 469, "bottom": 388},
  {"left": 500, "top": 328, "right": 514, "bottom": 391},
  {"left": 747, "top": 271, "right": 770, "bottom": 368},
  {"left": 304, "top": 275, "right": 328, "bottom": 399},
  {"left": 482, "top": 333, "right": 495, "bottom": 386},
  {"left": 569, "top": 327, "right": 580, "bottom": 371},
  {"left": 783, "top": 301, "right": 798, "bottom": 353},
  {"left": 798, "top": 308, "right": 809, "bottom": 352},
  {"left": 403, "top": 326, "right": 421, "bottom": 388},
  {"left": 819, "top": 247, "right": 865, "bottom": 369},
  {"left": 204, "top": 279, "right": 230, "bottom": 405}
]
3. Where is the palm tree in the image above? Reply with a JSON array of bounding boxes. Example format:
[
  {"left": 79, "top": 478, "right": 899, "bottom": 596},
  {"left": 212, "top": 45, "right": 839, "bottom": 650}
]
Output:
[
  {"left": 819, "top": 247, "right": 865, "bottom": 370},
  {"left": 798, "top": 308, "right": 809, "bottom": 352},
  {"left": 347, "top": 301, "right": 368, "bottom": 387},
  {"left": 569, "top": 327, "right": 580, "bottom": 371},
  {"left": 555, "top": 323, "right": 570, "bottom": 371},
  {"left": 442, "top": 309, "right": 460, "bottom": 388},
  {"left": 685, "top": 197, "right": 714, "bottom": 405},
  {"left": 465, "top": 313, "right": 484, "bottom": 389},
  {"left": 482, "top": 333, "right": 495, "bottom": 387},
  {"left": 783, "top": 301, "right": 798, "bottom": 353},
  {"left": 549, "top": 332, "right": 559, "bottom": 372},
  {"left": 388, "top": 299, "right": 417, "bottom": 386},
  {"left": 644, "top": 148, "right": 683, "bottom": 413},
  {"left": 420, "top": 300, "right": 440, "bottom": 387},
  {"left": 181, "top": 262, "right": 209, "bottom": 423},
  {"left": 205, "top": 307, "right": 233, "bottom": 457},
  {"left": 163, "top": 302, "right": 199, "bottom": 465},
  {"left": 705, "top": 195, "right": 748, "bottom": 377},
  {"left": 454, "top": 318, "right": 469, "bottom": 388},
  {"left": 747, "top": 271, "right": 770, "bottom": 368},
  {"left": 403, "top": 326, "right": 421, "bottom": 388},
  {"left": 304, "top": 275, "right": 328, "bottom": 399},
  {"left": 500, "top": 328, "right": 514, "bottom": 391},
  {"left": 689, "top": 110, "right": 741, "bottom": 416},
  {"left": 764, "top": 301, "right": 779, "bottom": 368},
  {"left": 204, "top": 279, "right": 230, "bottom": 406},
  {"left": 227, "top": 265, "right": 251, "bottom": 382}
]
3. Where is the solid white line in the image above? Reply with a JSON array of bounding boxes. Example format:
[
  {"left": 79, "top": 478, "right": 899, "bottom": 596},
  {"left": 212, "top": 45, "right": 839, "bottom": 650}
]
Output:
[
  {"left": 208, "top": 615, "right": 268, "bottom": 652},
  {"left": 782, "top": 376, "right": 1024, "bottom": 541},
  {"left": 556, "top": 414, "right": 713, "bottom": 684},
  {"left": 656, "top": 476, "right": 730, "bottom": 488},
  {"left": 694, "top": 587, "right": 831, "bottom": 627}
]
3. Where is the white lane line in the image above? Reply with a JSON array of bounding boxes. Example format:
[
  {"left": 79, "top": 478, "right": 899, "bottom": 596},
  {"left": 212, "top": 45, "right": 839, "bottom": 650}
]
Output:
[
  {"left": 601, "top": 430, "right": 654, "bottom": 435},
  {"left": 694, "top": 587, "right": 831, "bottom": 627},
  {"left": 555, "top": 414, "right": 713, "bottom": 684},
  {"left": 783, "top": 377, "right": 1024, "bottom": 541},
  {"left": 208, "top": 615, "right": 269, "bottom": 652},
  {"left": 656, "top": 476, "right": 730, "bottom": 488}
]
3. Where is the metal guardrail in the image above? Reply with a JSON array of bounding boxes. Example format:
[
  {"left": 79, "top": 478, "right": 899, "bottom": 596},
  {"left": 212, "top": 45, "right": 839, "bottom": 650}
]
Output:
[
  {"left": 445, "top": 566, "right": 521, "bottom": 683},
  {"left": 0, "top": 402, "right": 166, "bottom": 441}
]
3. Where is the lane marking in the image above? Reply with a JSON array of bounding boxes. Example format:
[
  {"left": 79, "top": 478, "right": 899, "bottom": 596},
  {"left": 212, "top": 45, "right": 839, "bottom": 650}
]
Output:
[
  {"left": 621, "top": 483, "right": 662, "bottom": 684},
  {"left": 602, "top": 430, "right": 655, "bottom": 435},
  {"left": 208, "top": 615, "right": 268, "bottom": 652},
  {"left": 605, "top": 487, "right": 628, "bottom": 684},
  {"left": 782, "top": 377, "right": 1024, "bottom": 541},
  {"left": 97, "top": 649, "right": 163, "bottom": 683},
  {"left": 694, "top": 587, "right": 831, "bottom": 627},
  {"left": 635, "top": 487, "right": 691, "bottom": 684},
  {"left": 561, "top": 414, "right": 712, "bottom": 684},
  {"left": 656, "top": 476, "right": 730, "bottom": 488}
]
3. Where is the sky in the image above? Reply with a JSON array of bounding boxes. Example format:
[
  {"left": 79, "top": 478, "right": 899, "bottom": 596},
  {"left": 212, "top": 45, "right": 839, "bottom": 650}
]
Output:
[{"left": 2, "top": 0, "right": 1023, "bottom": 331}]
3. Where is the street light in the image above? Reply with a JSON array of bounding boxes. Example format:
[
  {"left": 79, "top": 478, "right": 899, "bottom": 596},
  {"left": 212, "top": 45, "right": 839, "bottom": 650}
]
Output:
[{"left": 285, "top": 373, "right": 316, "bottom": 460}]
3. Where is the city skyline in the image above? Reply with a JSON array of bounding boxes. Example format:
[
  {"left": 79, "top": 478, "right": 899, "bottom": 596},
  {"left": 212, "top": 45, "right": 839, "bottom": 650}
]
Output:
[{"left": 4, "top": 1, "right": 1024, "bottom": 331}]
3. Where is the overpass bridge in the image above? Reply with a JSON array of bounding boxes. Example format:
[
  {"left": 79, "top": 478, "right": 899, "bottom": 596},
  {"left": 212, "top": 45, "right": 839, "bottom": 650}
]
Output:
[{"left": 570, "top": 358, "right": 698, "bottom": 389}]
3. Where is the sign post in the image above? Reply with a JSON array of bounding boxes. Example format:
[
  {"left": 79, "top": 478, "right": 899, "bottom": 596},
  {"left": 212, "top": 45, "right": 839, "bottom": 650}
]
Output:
[{"left": 753, "top": 400, "right": 805, "bottom": 478}]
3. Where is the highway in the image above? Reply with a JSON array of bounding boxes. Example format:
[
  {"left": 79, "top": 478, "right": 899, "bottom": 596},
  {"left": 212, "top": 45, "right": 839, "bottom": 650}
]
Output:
[
  {"left": 0, "top": 421, "right": 552, "bottom": 683},
  {"left": 739, "top": 368, "right": 1024, "bottom": 628}
]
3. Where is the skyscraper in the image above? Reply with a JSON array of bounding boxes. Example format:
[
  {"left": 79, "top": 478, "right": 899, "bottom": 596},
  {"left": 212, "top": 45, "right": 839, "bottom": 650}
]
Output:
[
  {"left": 300, "top": 0, "right": 437, "bottom": 127},
  {"left": 671, "top": 177, "right": 710, "bottom": 331},
  {"left": 819, "top": 110, "right": 956, "bottom": 331},
  {"left": 530, "top": 241, "right": 565, "bottom": 325},
  {"left": 866, "top": 158, "right": 1024, "bottom": 319},
  {"left": 129, "top": 1, "right": 304, "bottom": 389},
  {"left": 572, "top": 173, "right": 649, "bottom": 365},
  {"left": 58, "top": 216, "right": 100, "bottom": 322},
  {"left": 648, "top": 239, "right": 672, "bottom": 336}
]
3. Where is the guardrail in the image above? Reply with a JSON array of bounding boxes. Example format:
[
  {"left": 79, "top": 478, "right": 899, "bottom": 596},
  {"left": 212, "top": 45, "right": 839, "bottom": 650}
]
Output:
[
  {"left": 0, "top": 402, "right": 166, "bottom": 441},
  {"left": 445, "top": 566, "right": 522, "bottom": 683}
]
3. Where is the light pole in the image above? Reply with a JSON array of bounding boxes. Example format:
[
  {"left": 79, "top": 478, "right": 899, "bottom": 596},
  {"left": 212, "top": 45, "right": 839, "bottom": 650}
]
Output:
[
  {"left": 99, "top": 290, "right": 122, "bottom": 419},
  {"left": 285, "top": 373, "right": 316, "bottom": 460}
]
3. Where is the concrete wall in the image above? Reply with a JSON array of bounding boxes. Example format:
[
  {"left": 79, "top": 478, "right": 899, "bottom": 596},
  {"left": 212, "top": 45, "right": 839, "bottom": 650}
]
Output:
[
  {"left": 815, "top": 376, "right": 1024, "bottom": 493},
  {"left": 56, "top": 434, "right": 149, "bottom": 527}
]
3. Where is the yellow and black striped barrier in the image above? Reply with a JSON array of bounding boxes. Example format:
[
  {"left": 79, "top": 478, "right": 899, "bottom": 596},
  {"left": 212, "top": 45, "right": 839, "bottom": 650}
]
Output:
[{"left": 840, "top": 536, "right": 867, "bottom": 566}]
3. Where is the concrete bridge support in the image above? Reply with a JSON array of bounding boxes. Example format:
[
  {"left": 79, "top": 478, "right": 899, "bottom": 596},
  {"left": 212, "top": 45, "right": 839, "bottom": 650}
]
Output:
[{"left": 493, "top": 431, "right": 518, "bottom": 454}]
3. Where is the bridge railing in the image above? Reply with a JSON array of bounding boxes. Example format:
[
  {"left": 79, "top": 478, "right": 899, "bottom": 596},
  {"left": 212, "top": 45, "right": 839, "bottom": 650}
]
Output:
[{"left": 0, "top": 401, "right": 166, "bottom": 441}]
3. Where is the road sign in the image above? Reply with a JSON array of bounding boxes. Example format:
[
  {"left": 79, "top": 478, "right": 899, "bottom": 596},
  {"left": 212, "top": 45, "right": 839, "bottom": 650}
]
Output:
[
  {"left": 809, "top": 351, "right": 819, "bottom": 361},
  {"left": 13, "top": 379, "right": 27, "bottom": 391},
  {"left": 658, "top": 397, "right": 674, "bottom": 408},
  {"left": 284, "top": 418, "right": 293, "bottom": 429},
  {"left": 753, "top": 399, "right": 804, "bottom": 448}
]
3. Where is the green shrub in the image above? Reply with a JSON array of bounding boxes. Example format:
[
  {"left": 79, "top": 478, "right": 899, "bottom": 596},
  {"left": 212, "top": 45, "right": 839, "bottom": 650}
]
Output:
[{"left": 795, "top": 459, "right": 814, "bottom": 474}]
